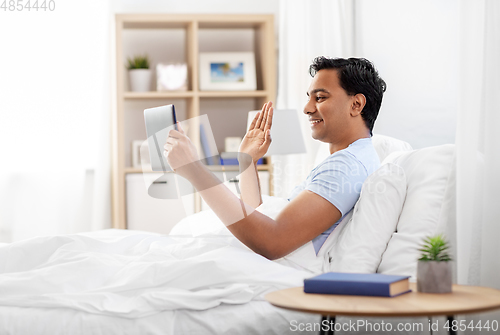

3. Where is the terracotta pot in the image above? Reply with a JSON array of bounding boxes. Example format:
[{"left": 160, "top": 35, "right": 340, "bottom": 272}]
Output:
[
  {"left": 129, "top": 69, "right": 152, "bottom": 92},
  {"left": 417, "top": 260, "right": 452, "bottom": 293}
]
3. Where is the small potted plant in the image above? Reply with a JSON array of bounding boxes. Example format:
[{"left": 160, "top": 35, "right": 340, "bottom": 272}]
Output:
[
  {"left": 417, "top": 234, "right": 453, "bottom": 293},
  {"left": 127, "top": 55, "right": 152, "bottom": 92}
]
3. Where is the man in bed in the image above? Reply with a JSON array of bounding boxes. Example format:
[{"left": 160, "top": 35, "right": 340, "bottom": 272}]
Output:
[{"left": 164, "top": 57, "right": 386, "bottom": 260}]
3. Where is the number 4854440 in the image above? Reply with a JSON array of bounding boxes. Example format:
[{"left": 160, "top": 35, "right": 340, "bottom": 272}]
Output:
[
  {"left": 1, "top": 0, "right": 56, "bottom": 11},
  {"left": 444, "top": 319, "right": 499, "bottom": 332}
]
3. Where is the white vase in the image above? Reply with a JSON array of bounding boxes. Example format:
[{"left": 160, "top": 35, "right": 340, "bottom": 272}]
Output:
[
  {"left": 417, "top": 260, "right": 452, "bottom": 293},
  {"left": 129, "top": 69, "right": 152, "bottom": 92}
]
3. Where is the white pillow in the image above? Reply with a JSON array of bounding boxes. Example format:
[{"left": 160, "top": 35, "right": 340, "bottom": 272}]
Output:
[
  {"left": 313, "top": 134, "right": 412, "bottom": 167},
  {"left": 169, "top": 195, "right": 326, "bottom": 273},
  {"left": 169, "top": 195, "right": 287, "bottom": 237},
  {"left": 371, "top": 134, "right": 413, "bottom": 162},
  {"left": 321, "top": 163, "right": 407, "bottom": 273},
  {"left": 377, "top": 144, "right": 456, "bottom": 278}
]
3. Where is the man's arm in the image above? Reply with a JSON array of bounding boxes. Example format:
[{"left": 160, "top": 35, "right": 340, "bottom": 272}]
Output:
[
  {"left": 164, "top": 104, "right": 342, "bottom": 259},
  {"left": 237, "top": 156, "right": 262, "bottom": 208},
  {"left": 179, "top": 159, "right": 341, "bottom": 260},
  {"left": 236, "top": 102, "right": 273, "bottom": 208}
]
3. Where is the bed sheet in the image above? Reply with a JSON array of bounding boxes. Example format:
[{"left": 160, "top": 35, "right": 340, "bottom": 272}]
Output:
[
  {"left": 0, "top": 230, "right": 315, "bottom": 317},
  {"left": 0, "top": 227, "right": 322, "bottom": 334},
  {"left": 0, "top": 299, "right": 320, "bottom": 335}
]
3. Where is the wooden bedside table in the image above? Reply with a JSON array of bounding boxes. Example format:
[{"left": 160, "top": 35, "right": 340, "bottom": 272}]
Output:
[{"left": 265, "top": 283, "right": 500, "bottom": 335}]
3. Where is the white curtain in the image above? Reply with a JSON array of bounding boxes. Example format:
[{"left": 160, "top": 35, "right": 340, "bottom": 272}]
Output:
[
  {"left": 275, "top": 0, "right": 355, "bottom": 198},
  {"left": 455, "top": 0, "right": 500, "bottom": 289},
  {"left": 0, "top": 2, "right": 112, "bottom": 242}
]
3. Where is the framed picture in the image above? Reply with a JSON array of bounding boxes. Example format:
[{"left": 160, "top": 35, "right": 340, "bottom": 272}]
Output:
[{"left": 199, "top": 52, "right": 257, "bottom": 91}]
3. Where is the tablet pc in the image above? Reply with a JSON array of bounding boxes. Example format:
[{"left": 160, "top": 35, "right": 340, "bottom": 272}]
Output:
[{"left": 144, "top": 104, "right": 177, "bottom": 172}]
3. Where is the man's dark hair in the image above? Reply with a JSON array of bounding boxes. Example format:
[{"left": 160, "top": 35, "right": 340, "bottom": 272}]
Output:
[{"left": 309, "top": 57, "right": 386, "bottom": 134}]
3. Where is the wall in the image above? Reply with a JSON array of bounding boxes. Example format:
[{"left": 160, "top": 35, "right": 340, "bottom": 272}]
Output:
[
  {"left": 355, "top": 0, "right": 459, "bottom": 149},
  {"left": 0, "top": 1, "right": 113, "bottom": 242}
]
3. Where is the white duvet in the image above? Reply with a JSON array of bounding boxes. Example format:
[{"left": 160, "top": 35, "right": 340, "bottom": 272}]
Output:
[{"left": 0, "top": 196, "right": 315, "bottom": 318}]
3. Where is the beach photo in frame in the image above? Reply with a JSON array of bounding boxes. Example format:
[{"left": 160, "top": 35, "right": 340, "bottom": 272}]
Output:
[{"left": 199, "top": 52, "right": 257, "bottom": 91}]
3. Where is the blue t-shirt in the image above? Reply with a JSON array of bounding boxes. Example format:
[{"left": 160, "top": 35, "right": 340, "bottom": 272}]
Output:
[{"left": 288, "top": 138, "right": 380, "bottom": 254}]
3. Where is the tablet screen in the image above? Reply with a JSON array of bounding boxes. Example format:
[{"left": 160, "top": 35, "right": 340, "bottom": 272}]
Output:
[{"left": 144, "top": 104, "right": 177, "bottom": 172}]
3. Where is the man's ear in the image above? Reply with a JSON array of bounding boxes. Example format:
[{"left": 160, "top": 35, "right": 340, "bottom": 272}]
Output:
[{"left": 350, "top": 94, "right": 366, "bottom": 117}]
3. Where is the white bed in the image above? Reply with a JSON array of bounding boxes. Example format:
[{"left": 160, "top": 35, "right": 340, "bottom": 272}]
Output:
[
  {"left": 0, "top": 220, "right": 321, "bottom": 335},
  {"left": 0, "top": 135, "right": 457, "bottom": 335}
]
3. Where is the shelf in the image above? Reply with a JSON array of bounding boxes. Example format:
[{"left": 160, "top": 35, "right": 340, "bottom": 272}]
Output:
[
  {"left": 198, "top": 91, "right": 268, "bottom": 98},
  {"left": 123, "top": 91, "right": 269, "bottom": 99},
  {"left": 124, "top": 164, "right": 270, "bottom": 174},
  {"left": 124, "top": 91, "right": 194, "bottom": 99},
  {"left": 125, "top": 167, "right": 159, "bottom": 174},
  {"left": 208, "top": 164, "right": 271, "bottom": 171},
  {"left": 119, "top": 14, "right": 193, "bottom": 29},
  {"left": 118, "top": 14, "right": 271, "bottom": 29},
  {"left": 113, "top": 14, "right": 276, "bottom": 230}
]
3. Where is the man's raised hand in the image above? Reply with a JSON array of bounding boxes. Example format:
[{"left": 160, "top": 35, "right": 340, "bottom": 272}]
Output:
[{"left": 238, "top": 101, "right": 273, "bottom": 163}]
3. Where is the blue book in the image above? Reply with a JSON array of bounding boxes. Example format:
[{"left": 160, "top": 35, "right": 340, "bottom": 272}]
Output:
[
  {"left": 220, "top": 157, "right": 265, "bottom": 165},
  {"left": 220, "top": 152, "right": 264, "bottom": 166},
  {"left": 200, "top": 124, "right": 216, "bottom": 165},
  {"left": 220, "top": 157, "right": 239, "bottom": 165},
  {"left": 304, "top": 272, "right": 411, "bottom": 297}
]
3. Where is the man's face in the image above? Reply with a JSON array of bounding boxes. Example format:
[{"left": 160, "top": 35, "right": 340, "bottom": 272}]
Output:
[{"left": 304, "top": 69, "right": 353, "bottom": 143}]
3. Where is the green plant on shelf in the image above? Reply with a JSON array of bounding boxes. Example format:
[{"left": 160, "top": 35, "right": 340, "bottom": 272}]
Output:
[
  {"left": 126, "top": 55, "right": 150, "bottom": 70},
  {"left": 418, "top": 234, "right": 452, "bottom": 262}
]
